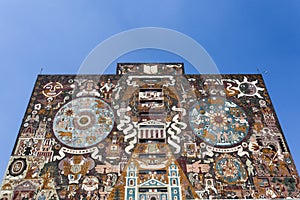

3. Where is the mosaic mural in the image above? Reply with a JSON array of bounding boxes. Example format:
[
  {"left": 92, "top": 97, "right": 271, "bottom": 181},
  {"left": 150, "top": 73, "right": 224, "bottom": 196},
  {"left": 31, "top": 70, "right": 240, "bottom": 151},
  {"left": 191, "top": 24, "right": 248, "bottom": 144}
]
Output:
[{"left": 1, "top": 63, "right": 299, "bottom": 199}]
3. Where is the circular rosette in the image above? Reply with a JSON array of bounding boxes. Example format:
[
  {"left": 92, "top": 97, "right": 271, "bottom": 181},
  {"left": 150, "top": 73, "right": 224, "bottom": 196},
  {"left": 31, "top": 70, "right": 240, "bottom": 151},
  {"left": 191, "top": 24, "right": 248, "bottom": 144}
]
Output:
[
  {"left": 53, "top": 97, "right": 114, "bottom": 148},
  {"left": 8, "top": 158, "right": 27, "bottom": 177},
  {"left": 215, "top": 154, "right": 248, "bottom": 184},
  {"left": 189, "top": 97, "right": 249, "bottom": 147}
]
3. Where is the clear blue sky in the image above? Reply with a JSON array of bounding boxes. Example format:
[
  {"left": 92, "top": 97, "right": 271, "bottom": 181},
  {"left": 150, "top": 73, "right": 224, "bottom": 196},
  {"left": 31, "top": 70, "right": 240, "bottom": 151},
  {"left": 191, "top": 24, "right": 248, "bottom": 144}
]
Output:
[{"left": 1, "top": 1, "right": 300, "bottom": 181}]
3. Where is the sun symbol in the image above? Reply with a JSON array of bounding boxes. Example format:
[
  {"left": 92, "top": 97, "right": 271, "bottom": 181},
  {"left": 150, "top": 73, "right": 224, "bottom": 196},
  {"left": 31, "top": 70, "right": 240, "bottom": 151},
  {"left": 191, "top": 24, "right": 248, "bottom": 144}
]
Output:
[
  {"left": 210, "top": 113, "right": 227, "bottom": 129},
  {"left": 64, "top": 108, "right": 74, "bottom": 117},
  {"left": 232, "top": 77, "right": 264, "bottom": 98}
]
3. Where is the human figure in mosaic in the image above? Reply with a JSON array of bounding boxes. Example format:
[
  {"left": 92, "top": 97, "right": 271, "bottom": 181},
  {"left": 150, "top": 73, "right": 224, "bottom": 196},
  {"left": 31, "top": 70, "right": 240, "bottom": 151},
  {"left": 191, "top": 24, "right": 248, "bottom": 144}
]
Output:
[
  {"left": 0, "top": 64, "right": 299, "bottom": 199},
  {"left": 37, "top": 191, "right": 46, "bottom": 200}
]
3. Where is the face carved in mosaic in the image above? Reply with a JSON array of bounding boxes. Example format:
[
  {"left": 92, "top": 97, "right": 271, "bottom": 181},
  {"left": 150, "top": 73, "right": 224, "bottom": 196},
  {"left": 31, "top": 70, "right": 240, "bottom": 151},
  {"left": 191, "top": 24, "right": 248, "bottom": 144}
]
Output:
[
  {"left": 8, "top": 158, "right": 27, "bottom": 177},
  {"left": 2, "top": 68, "right": 300, "bottom": 200},
  {"left": 239, "top": 83, "right": 257, "bottom": 95},
  {"left": 42, "top": 82, "right": 63, "bottom": 98}
]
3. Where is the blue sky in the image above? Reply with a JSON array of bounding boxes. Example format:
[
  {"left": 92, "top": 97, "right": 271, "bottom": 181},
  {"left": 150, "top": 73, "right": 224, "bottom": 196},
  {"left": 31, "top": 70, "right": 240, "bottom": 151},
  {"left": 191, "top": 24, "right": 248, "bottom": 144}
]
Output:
[{"left": 0, "top": 1, "right": 300, "bottom": 181}]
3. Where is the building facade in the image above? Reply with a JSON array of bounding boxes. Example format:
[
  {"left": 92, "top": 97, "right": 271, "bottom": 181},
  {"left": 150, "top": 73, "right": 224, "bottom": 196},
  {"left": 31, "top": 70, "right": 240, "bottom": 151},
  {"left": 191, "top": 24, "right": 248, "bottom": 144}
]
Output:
[{"left": 1, "top": 63, "right": 299, "bottom": 199}]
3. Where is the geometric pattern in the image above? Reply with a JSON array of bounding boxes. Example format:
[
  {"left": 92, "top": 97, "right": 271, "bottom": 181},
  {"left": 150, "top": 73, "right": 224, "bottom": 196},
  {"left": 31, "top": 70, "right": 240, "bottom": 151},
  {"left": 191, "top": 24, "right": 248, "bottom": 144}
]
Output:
[
  {"left": 189, "top": 98, "right": 250, "bottom": 147},
  {"left": 1, "top": 63, "right": 299, "bottom": 200},
  {"left": 53, "top": 97, "right": 114, "bottom": 148}
]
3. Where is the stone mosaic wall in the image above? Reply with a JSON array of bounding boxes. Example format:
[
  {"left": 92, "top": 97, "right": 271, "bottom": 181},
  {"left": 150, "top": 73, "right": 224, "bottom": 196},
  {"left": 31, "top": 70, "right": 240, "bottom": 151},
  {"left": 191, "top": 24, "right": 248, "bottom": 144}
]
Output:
[{"left": 1, "top": 63, "right": 299, "bottom": 199}]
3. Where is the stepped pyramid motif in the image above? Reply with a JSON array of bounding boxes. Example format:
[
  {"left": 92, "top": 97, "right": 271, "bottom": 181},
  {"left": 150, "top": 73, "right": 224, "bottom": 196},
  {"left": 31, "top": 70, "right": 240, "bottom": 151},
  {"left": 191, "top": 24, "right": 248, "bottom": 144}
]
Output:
[{"left": 1, "top": 63, "right": 299, "bottom": 199}]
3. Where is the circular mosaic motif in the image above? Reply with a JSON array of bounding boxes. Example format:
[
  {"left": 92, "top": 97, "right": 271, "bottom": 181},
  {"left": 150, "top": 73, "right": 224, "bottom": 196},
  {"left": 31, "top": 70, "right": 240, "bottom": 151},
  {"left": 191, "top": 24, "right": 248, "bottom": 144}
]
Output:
[
  {"left": 215, "top": 154, "right": 247, "bottom": 184},
  {"left": 53, "top": 97, "right": 114, "bottom": 148},
  {"left": 189, "top": 98, "right": 249, "bottom": 147},
  {"left": 8, "top": 158, "right": 27, "bottom": 177}
]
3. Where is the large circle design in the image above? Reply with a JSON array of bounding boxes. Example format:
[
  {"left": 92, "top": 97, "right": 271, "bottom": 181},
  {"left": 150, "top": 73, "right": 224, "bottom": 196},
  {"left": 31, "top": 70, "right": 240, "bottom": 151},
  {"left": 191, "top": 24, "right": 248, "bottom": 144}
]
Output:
[
  {"left": 53, "top": 97, "right": 114, "bottom": 148},
  {"left": 189, "top": 98, "right": 249, "bottom": 147}
]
